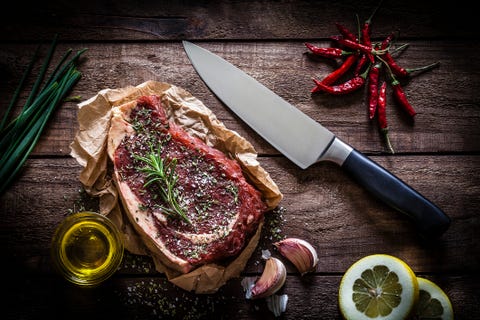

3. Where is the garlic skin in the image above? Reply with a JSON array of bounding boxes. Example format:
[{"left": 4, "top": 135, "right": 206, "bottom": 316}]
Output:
[
  {"left": 266, "top": 294, "right": 289, "bottom": 317},
  {"left": 274, "top": 238, "right": 319, "bottom": 275},
  {"left": 250, "top": 257, "right": 287, "bottom": 299}
]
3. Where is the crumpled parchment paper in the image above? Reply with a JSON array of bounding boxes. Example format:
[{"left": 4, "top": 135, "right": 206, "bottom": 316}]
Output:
[{"left": 70, "top": 80, "right": 283, "bottom": 293}]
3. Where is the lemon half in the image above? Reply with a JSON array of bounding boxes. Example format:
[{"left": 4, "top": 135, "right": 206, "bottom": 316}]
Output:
[
  {"left": 413, "top": 277, "right": 454, "bottom": 320},
  {"left": 339, "top": 254, "right": 419, "bottom": 320}
]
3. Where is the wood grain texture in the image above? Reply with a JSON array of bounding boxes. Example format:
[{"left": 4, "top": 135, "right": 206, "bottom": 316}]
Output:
[
  {"left": 1, "top": 0, "right": 479, "bottom": 319},
  {"left": 3, "top": 272, "right": 479, "bottom": 319},
  {"left": 0, "top": 0, "right": 478, "bottom": 41},
  {"left": 1, "top": 157, "right": 478, "bottom": 273},
  {"left": 1, "top": 41, "right": 479, "bottom": 156}
]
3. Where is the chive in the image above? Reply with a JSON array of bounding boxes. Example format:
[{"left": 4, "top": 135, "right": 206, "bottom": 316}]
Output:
[
  {"left": 0, "top": 45, "right": 40, "bottom": 132},
  {"left": 0, "top": 35, "right": 86, "bottom": 194},
  {"left": 2, "top": 70, "right": 81, "bottom": 191},
  {"left": 41, "top": 48, "right": 72, "bottom": 92},
  {"left": 24, "top": 35, "right": 58, "bottom": 112}
]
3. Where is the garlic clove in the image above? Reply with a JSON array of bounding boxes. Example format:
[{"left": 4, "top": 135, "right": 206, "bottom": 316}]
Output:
[
  {"left": 266, "top": 294, "right": 289, "bottom": 317},
  {"left": 274, "top": 237, "right": 319, "bottom": 275},
  {"left": 250, "top": 257, "right": 286, "bottom": 299},
  {"left": 241, "top": 276, "right": 256, "bottom": 299}
]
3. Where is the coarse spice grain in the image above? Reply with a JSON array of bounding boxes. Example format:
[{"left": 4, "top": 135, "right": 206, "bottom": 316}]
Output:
[
  {"left": 121, "top": 252, "right": 154, "bottom": 273},
  {"left": 64, "top": 187, "right": 99, "bottom": 216},
  {"left": 115, "top": 279, "right": 231, "bottom": 319},
  {"left": 263, "top": 206, "right": 287, "bottom": 242}
]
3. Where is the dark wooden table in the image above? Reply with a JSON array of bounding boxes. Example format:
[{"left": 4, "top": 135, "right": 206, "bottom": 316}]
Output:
[{"left": 1, "top": 1, "right": 479, "bottom": 319}]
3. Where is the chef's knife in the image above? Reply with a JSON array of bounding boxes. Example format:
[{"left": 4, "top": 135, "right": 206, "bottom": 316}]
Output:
[{"left": 182, "top": 41, "right": 450, "bottom": 238}]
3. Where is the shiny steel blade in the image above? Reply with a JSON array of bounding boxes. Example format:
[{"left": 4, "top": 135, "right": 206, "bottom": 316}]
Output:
[
  {"left": 183, "top": 41, "right": 335, "bottom": 169},
  {"left": 183, "top": 41, "right": 451, "bottom": 238}
]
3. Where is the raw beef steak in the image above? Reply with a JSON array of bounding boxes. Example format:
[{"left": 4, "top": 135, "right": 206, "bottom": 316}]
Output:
[{"left": 108, "top": 95, "right": 268, "bottom": 273}]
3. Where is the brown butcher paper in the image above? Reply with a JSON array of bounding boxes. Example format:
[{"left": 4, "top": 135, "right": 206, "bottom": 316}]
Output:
[{"left": 70, "top": 80, "right": 282, "bottom": 293}]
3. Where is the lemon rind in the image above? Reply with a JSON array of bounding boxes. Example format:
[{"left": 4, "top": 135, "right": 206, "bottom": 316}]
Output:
[{"left": 339, "top": 254, "right": 419, "bottom": 320}]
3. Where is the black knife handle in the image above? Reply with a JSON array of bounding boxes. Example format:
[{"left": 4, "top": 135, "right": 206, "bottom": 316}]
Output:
[{"left": 342, "top": 149, "right": 450, "bottom": 238}]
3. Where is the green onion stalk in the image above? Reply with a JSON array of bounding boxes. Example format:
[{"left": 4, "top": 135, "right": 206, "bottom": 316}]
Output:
[{"left": 0, "top": 35, "right": 87, "bottom": 194}]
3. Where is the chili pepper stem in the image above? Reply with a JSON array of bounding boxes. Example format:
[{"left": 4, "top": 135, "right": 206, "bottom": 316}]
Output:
[
  {"left": 406, "top": 61, "right": 440, "bottom": 75},
  {"left": 366, "top": 0, "right": 384, "bottom": 25},
  {"left": 381, "top": 128, "right": 395, "bottom": 154},
  {"left": 391, "top": 43, "right": 409, "bottom": 54}
]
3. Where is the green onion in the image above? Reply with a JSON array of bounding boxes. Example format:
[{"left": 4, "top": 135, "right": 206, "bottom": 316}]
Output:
[{"left": 0, "top": 35, "right": 87, "bottom": 194}]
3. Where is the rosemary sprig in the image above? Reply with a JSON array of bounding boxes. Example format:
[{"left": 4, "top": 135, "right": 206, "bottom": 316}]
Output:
[
  {"left": 0, "top": 35, "right": 86, "bottom": 194},
  {"left": 134, "top": 144, "right": 191, "bottom": 224}
]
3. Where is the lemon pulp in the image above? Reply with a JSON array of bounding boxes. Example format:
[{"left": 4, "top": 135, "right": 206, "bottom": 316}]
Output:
[
  {"left": 339, "top": 254, "right": 419, "bottom": 320},
  {"left": 414, "top": 277, "right": 454, "bottom": 320},
  {"left": 352, "top": 265, "right": 403, "bottom": 317}
]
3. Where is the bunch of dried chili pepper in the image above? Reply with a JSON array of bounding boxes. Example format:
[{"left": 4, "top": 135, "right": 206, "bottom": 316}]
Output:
[{"left": 305, "top": 3, "right": 439, "bottom": 153}]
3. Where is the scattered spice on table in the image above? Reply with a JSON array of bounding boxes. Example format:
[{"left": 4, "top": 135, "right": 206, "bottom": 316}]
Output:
[{"left": 304, "top": 3, "right": 439, "bottom": 153}]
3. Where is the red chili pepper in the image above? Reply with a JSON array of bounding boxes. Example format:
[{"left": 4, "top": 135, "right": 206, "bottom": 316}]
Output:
[
  {"left": 362, "top": 23, "right": 372, "bottom": 47},
  {"left": 330, "top": 36, "right": 375, "bottom": 62},
  {"left": 384, "top": 53, "right": 440, "bottom": 78},
  {"left": 391, "top": 78, "right": 417, "bottom": 117},
  {"left": 316, "top": 54, "right": 358, "bottom": 87},
  {"left": 381, "top": 32, "right": 395, "bottom": 50},
  {"left": 362, "top": 23, "right": 371, "bottom": 46},
  {"left": 362, "top": 0, "right": 382, "bottom": 45},
  {"left": 382, "top": 52, "right": 409, "bottom": 77},
  {"left": 377, "top": 81, "right": 394, "bottom": 153},
  {"left": 312, "top": 67, "right": 369, "bottom": 95},
  {"left": 335, "top": 22, "right": 357, "bottom": 41},
  {"left": 361, "top": 18, "right": 374, "bottom": 63},
  {"left": 379, "top": 32, "right": 407, "bottom": 76},
  {"left": 304, "top": 43, "right": 352, "bottom": 59},
  {"left": 368, "top": 61, "right": 382, "bottom": 119},
  {"left": 377, "top": 81, "right": 388, "bottom": 128},
  {"left": 353, "top": 54, "right": 368, "bottom": 76},
  {"left": 380, "top": 32, "right": 440, "bottom": 77},
  {"left": 359, "top": 1, "right": 383, "bottom": 64}
]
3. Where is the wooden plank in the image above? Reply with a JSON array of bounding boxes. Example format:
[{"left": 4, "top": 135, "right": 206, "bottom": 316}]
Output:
[
  {"left": 0, "top": 0, "right": 477, "bottom": 41},
  {"left": 1, "top": 41, "right": 480, "bottom": 156},
  {"left": 1, "top": 156, "right": 478, "bottom": 274},
  {"left": 1, "top": 2, "right": 477, "bottom": 319},
  {"left": 3, "top": 272, "right": 479, "bottom": 319}
]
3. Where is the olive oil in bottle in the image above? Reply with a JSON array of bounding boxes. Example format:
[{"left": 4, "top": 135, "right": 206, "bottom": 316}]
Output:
[{"left": 51, "top": 212, "right": 124, "bottom": 286}]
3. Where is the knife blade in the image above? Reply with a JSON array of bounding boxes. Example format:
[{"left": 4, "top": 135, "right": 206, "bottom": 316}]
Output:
[{"left": 182, "top": 41, "right": 450, "bottom": 238}]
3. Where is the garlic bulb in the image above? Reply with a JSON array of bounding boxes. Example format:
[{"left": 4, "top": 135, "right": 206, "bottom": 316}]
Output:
[{"left": 274, "top": 237, "right": 319, "bottom": 275}]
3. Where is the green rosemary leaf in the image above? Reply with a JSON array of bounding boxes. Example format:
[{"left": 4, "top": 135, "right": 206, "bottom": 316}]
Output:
[{"left": 134, "top": 144, "right": 191, "bottom": 224}]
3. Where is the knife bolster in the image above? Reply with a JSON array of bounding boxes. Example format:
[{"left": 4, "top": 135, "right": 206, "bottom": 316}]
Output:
[{"left": 318, "top": 137, "right": 353, "bottom": 166}]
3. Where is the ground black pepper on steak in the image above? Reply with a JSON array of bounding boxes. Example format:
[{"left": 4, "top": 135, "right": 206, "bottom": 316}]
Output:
[{"left": 112, "top": 95, "right": 267, "bottom": 273}]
